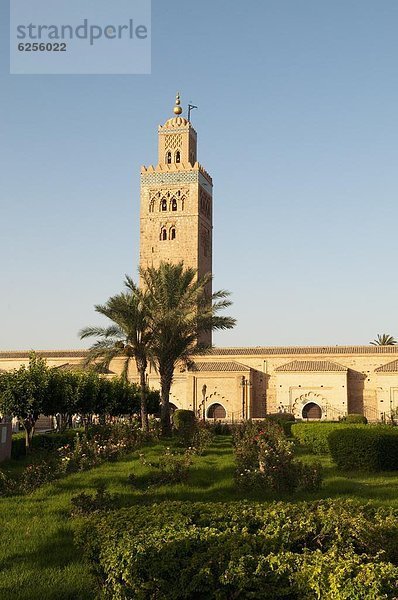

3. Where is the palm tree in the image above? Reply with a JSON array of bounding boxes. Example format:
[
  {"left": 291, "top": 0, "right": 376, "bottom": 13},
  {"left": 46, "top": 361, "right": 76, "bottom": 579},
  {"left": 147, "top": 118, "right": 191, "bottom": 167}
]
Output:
[
  {"left": 370, "top": 333, "right": 397, "bottom": 346},
  {"left": 139, "top": 261, "right": 236, "bottom": 436},
  {"left": 79, "top": 281, "right": 151, "bottom": 431}
]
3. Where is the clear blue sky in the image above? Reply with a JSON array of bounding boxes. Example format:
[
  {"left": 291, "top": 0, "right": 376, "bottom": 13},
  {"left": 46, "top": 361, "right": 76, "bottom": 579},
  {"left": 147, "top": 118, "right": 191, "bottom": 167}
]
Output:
[{"left": 1, "top": 0, "right": 398, "bottom": 350}]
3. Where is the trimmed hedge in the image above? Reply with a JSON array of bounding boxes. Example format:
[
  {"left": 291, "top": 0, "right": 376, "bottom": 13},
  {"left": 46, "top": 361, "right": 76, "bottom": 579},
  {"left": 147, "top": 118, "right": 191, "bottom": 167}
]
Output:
[
  {"left": 207, "top": 421, "right": 231, "bottom": 435},
  {"left": 291, "top": 422, "right": 348, "bottom": 454},
  {"left": 75, "top": 499, "right": 398, "bottom": 599},
  {"left": 328, "top": 426, "right": 398, "bottom": 471},
  {"left": 341, "top": 413, "right": 368, "bottom": 424},
  {"left": 11, "top": 429, "right": 81, "bottom": 459},
  {"left": 172, "top": 410, "right": 196, "bottom": 446},
  {"left": 266, "top": 413, "right": 295, "bottom": 436}
]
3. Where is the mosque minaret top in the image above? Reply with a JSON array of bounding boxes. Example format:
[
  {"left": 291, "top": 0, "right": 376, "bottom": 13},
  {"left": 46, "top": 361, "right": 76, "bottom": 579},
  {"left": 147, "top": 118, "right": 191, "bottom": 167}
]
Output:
[
  {"left": 162, "top": 92, "right": 190, "bottom": 129},
  {"left": 173, "top": 92, "right": 183, "bottom": 115}
]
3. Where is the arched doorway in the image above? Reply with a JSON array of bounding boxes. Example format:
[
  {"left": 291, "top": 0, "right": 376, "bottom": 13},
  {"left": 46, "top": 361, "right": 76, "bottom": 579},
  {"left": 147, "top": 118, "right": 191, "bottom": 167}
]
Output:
[
  {"left": 169, "top": 403, "right": 178, "bottom": 413},
  {"left": 207, "top": 403, "right": 226, "bottom": 419},
  {"left": 302, "top": 402, "right": 322, "bottom": 420}
]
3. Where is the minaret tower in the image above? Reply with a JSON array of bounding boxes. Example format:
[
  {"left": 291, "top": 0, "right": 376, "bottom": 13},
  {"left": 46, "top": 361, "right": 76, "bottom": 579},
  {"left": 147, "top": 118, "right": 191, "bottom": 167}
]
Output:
[{"left": 139, "top": 94, "right": 213, "bottom": 344}]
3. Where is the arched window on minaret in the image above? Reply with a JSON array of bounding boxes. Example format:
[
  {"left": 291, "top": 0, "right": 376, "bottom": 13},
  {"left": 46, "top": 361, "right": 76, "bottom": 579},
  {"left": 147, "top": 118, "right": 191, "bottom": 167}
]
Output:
[
  {"left": 175, "top": 150, "right": 181, "bottom": 164},
  {"left": 161, "top": 199, "right": 167, "bottom": 211},
  {"left": 170, "top": 227, "right": 176, "bottom": 240},
  {"left": 160, "top": 227, "right": 167, "bottom": 241},
  {"left": 166, "top": 151, "right": 172, "bottom": 164},
  {"left": 171, "top": 198, "right": 177, "bottom": 211}
]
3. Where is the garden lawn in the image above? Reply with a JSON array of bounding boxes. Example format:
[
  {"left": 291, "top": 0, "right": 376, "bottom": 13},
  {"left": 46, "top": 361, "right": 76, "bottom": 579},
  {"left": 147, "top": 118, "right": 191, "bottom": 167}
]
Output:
[{"left": 3, "top": 436, "right": 398, "bottom": 599}]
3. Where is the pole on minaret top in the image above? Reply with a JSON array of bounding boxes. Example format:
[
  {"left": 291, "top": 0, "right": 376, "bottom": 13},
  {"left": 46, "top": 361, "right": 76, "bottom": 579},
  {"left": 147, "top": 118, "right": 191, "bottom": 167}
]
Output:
[{"left": 173, "top": 92, "right": 182, "bottom": 115}]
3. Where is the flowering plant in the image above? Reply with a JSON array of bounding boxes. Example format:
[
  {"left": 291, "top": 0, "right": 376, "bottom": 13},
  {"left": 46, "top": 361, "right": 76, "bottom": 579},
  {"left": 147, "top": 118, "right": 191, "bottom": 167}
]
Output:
[
  {"left": 234, "top": 419, "right": 322, "bottom": 494},
  {"left": 135, "top": 446, "right": 193, "bottom": 487}
]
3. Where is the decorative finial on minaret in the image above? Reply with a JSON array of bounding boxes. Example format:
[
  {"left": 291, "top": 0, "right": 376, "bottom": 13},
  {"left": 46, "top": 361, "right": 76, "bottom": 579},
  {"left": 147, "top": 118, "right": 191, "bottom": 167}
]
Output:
[{"left": 173, "top": 92, "right": 183, "bottom": 115}]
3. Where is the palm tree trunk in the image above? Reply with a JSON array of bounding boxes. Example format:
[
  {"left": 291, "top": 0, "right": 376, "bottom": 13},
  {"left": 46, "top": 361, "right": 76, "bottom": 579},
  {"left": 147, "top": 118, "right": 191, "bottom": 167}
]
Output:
[
  {"left": 138, "top": 367, "right": 149, "bottom": 432},
  {"left": 136, "top": 357, "right": 149, "bottom": 432},
  {"left": 159, "top": 366, "right": 174, "bottom": 437}
]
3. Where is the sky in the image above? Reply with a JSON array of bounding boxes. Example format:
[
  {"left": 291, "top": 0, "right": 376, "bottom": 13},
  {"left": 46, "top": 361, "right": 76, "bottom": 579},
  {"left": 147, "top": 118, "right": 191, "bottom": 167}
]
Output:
[{"left": 1, "top": 0, "right": 398, "bottom": 350}]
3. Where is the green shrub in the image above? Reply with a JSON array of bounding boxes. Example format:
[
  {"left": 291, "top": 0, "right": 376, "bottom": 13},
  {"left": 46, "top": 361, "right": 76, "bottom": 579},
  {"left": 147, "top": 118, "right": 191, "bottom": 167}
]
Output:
[
  {"left": 1, "top": 456, "right": 60, "bottom": 497},
  {"left": 207, "top": 421, "right": 231, "bottom": 435},
  {"left": 0, "top": 470, "right": 19, "bottom": 496},
  {"left": 18, "top": 460, "right": 57, "bottom": 494},
  {"left": 3, "top": 424, "right": 147, "bottom": 497},
  {"left": 234, "top": 420, "right": 322, "bottom": 493},
  {"left": 291, "top": 422, "right": 351, "bottom": 454},
  {"left": 135, "top": 447, "right": 193, "bottom": 486},
  {"left": 11, "top": 433, "right": 26, "bottom": 459},
  {"left": 87, "top": 422, "right": 146, "bottom": 451},
  {"left": 172, "top": 409, "right": 197, "bottom": 446},
  {"left": 33, "top": 429, "right": 81, "bottom": 450},
  {"left": 328, "top": 426, "right": 398, "bottom": 471},
  {"left": 70, "top": 484, "right": 115, "bottom": 516},
  {"left": 267, "top": 412, "right": 295, "bottom": 422},
  {"left": 341, "top": 413, "right": 368, "bottom": 424},
  {"left": 11, "top": 429, "right": 80, "bottom": 459},
  {"left": 75, "top": 499, "right": 398, "bottom": 599},
  {"left": 191, "top": 423, "right": 214, "bottom": 454},
  {"left": 267, "top": 413, "right": 296, "bottom": 436}
]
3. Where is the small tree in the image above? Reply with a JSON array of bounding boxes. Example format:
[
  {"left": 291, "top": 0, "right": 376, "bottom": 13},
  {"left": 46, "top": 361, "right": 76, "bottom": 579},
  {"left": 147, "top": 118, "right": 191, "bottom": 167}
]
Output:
[
  {"left": 46, "top": 369, "right": 79, "bottom": 432},
  {"left": 139, "top": 262, "right": 236, "bottom": 437},
  {"left": 75, "top": 371, "right": 100, "bottom": 432},
  {"left": 0, "top": 353, "right": 50, "bottom": 452},
  {"left": 80, "top": 283, "right": 152, "bottom": 432}
]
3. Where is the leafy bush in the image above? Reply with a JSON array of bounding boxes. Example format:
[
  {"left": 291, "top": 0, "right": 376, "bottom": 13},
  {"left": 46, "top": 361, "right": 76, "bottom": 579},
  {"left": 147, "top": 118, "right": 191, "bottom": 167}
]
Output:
[
  {"left": 328, "top": 426, "right": 398, "bottom": 471},
  {"left": 2, "top": 423, "right": 147, "bottom": 497},
  {"left": 11, "top": 429, "right": 81, "bottom": 459},
  {"left": 18, "top": 460, "right": 57, "bottom": 494},
  {"left": 10, "top": 433, "right": 27, "bottom": 459},
  {"left": 341, "top": 413, "right": 368, "bottom": 424},
  {"left": 135, "top": 447, "right": 192, "bottom": 486},
  {"left": 0, "top": 470, "right": 19, "bottom": 496},
  {"left": 75, "top": 499, "right": 398, "bottom": 599},
  {"left": 1, "top": 457, "right": 59, "bottom": 496},
  {"left": 267, "top": 412, "right": 295, "bottom": 422},
  {"left": 206, "top": 421, "right": 232, "bottom": 435},
  {"left": 172, "top": 409, "right": 197, "bottom": 446},
  {"left": 71, "top": 484, "right": 115, "bottom": 516},
  {"left": 191, "top": 422, "right": 214, "bottom": 454},
  {"left": 87, "top": 422, "right": 146, "bottom": 452},
  {"left": 266, "top": 413, "right": 296, "bottom": 436},
  {"left": 58, "top": 423, "right": 146, "bottom": 473},
  {"left": 234, "top": 420, "right": 322, "bottom": 493},
  {"left": 291, "top": 422, "right": 352, "bottom": 454}
]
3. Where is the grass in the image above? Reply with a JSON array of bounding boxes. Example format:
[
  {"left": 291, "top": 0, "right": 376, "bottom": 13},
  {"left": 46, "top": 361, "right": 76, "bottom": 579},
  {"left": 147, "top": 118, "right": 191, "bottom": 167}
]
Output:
[
  {"left": 297, "top": 447, "right": 398, "bottom": 505},
  {"left": 3, "top": 435, "right": 398, "bottom": 599}
]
